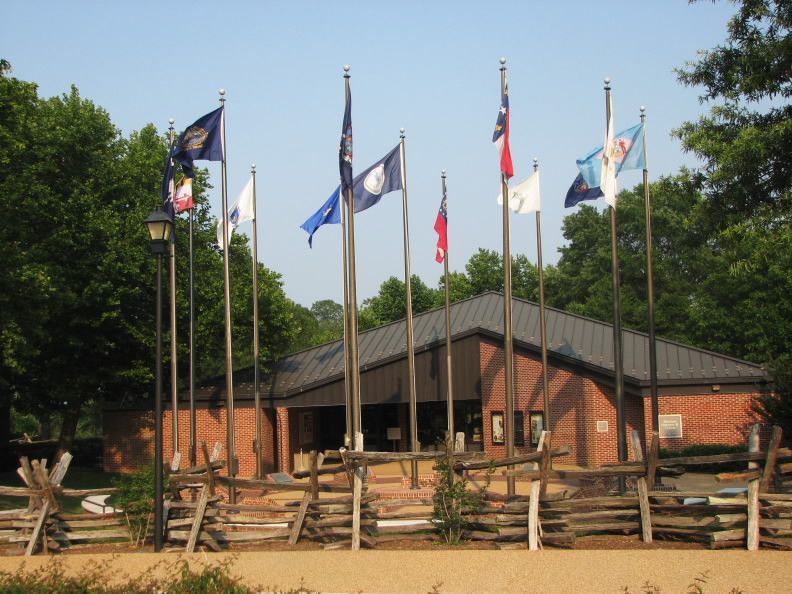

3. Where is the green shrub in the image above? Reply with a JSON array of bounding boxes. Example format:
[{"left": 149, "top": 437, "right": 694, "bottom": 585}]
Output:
[
  {"left": 660, "top": 443, "right": 748, "bottom": 473},
  {"left": 432, "top": 443, "right": 492, "bottom": 544},
  {"left": 0, "top": 556, "right": 270, "bottom": 594},
  {"left": 110, "top": 465, "right": 155, "bottom": 546}
]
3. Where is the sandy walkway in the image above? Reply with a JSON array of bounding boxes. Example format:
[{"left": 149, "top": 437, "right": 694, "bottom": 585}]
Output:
[{"left": 1, "top": 550, "right": 790, "bottom": 593}]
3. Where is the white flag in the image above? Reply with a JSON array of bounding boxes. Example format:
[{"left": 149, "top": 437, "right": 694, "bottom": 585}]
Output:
[
  {"left": 600, "top": 92, "right": 618, "bottom": 208},
  {"left": 217, "top": 177, "right": 255, "bottom": 250},
  {"left": 496, "top": 170, "right": 541, "bottom": 214}
]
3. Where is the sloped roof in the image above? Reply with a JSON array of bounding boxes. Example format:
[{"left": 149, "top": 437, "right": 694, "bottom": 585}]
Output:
[{"left": 263, "top": 292, "right": 767, "bottom": 396}]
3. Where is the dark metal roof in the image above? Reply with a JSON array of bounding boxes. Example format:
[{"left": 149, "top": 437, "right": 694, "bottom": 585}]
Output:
[{"left": 259, "top": 291, "right": 767, "bottom": 397}]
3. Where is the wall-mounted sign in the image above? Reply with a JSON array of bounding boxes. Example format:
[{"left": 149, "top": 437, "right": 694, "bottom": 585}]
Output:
[
  {"left": 596, "top": 420, "right": 609, "bottom": 433},
  {"left": 659, "top": 414, "right": 683, "bottom": 439},
  {"left": 299, "top": 411, "right": 314, "bottom": 445},
  {"left": 386, "top": 427, "right": 401, "bottom": 441}
]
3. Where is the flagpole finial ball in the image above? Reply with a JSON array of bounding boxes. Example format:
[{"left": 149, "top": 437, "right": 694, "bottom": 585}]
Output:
[
  {"left": 343, "top": 64, "right": 350, "bottom": 72},
  {"left": 441, "top": 169, "right": 446, "bottom": 176},
  {"left": 640, "top": 105, "right": 646, "bottom": 114},
  {"left": 219, "top": 88, "right": 226, "bottom": 96},
  {"left": 168, "top": 118, "right": 174, "bottom": 126},
  {"left": 499, "top": 57, "right": 506, "bottom": 65},
  {"left": 604, "top": 77, "right": 611, "bottom": 86},
  {"left": 400, "top": 127, "right": 405, "bottom": 135},
  {"left": 533, "top": 157, "right": 538, "bottom": 166},
  {"left": 251, "top": 163, "right": 256, "bottom": 172}
]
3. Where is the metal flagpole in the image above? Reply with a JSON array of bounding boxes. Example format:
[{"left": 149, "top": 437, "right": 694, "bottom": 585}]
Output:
[
  {"left": 251, "top": 164, "right": 262, "bottom": 479},
  {"left": 342, "top": 66, "right": 362, "bottom": 443},
  {"left": 219, "top": 89, "right": 237, "bottom": 500},
  {"left": 166, "top": 120, "right": 180, "bottom": 458},
  {"left": 188, "top": 190, "right": 196, "bottom": 468},
  {"left": 533, "top": 158, "right": 552, "bottom": 433},
  {"left": 605, "top": 79, "right": 627, "bottom": 464},
  {"left": 499, "top": 58, "right": 516, "bottom": 496},
  {"left": 340, "top": 192, "right": 352, "bottom": 447},
  {"left": 441, "top": 170, "right": 455, "bottom": 447},
  {"left": 640, "top": 106, "right": 660, "bottom": 457},
  {"left": 399, "top": 129, "right": 419, "bottom": 488}
]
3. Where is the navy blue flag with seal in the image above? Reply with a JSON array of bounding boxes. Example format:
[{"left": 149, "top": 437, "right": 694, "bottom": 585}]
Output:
[
  {"left": 161, "top": 147, "right": 176, "bottom": 220},
  {"left": 301, "top": 144, "right": 403, "bottom": 246},
  {"left": 339, "top": 86, "right": 353, "bottom": 193},
  {"left": 171, "top": 107, "right": 224, "bottom": 167},
  {"left": 564, "top": 172, "right": 604, "bottom": 208}
]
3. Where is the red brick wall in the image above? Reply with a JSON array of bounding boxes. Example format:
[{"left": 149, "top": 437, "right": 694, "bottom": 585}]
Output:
[
  {"left": 481, "top": 340, "right": 643, "bottom": 466},
  {"left": 103, "top": 410, "right": 154, "bottom": 472},
  {"left": 103, "top": 405, "right": 277, "bottom": 476},
  {"left": 276, "top": 407, "right": 290, "bottom": 472},
  {"left": 641, "top": 392, "right": 767, "bottom": 452}
]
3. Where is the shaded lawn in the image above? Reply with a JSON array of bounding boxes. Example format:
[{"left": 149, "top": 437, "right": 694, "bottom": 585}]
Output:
[{"left": 0, "top": 467, "right": 120, "bottom": 513}]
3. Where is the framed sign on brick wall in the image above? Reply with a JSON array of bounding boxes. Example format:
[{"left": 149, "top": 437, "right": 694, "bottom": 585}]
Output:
[
  {"left": 659, "top": 414, "right": 683, "bottom": 439},
  {"left": 491, "top": 411, "right": 505, "bottom": 444}
]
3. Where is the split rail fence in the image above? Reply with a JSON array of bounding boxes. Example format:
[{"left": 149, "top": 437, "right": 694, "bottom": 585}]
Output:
[{"left": 1, "top": 424, "right": 789, "bottom": 554}]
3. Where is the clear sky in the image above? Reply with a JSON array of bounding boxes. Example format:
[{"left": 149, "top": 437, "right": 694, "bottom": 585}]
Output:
[{"left": 2, "top": 1, "right": 736, "bottom": 308}]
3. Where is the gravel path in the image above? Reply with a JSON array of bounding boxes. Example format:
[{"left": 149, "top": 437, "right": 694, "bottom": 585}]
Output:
[{"left": 1, "top": 549, "right": 790, "bottom": 593}]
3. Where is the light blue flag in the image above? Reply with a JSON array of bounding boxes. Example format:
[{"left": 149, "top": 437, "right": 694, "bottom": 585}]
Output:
[
  {"left": 300, "top": 144, "right": 403, "bottom": 247},
  {"left": 577, "top": 122, "right": 645, "bottom": 188},
  {"left": 300, "top": 187, "right": 341, "bottom": 248}
]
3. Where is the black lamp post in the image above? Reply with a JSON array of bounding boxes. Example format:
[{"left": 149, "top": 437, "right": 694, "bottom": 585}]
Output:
[{"left": 144, "top": 208, "right": 173, "bottom": 552}]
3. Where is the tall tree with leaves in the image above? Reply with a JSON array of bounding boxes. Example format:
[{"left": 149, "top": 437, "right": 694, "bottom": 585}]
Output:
[{"left": 675, "top": 0, "right": 791, "bottom": 434}]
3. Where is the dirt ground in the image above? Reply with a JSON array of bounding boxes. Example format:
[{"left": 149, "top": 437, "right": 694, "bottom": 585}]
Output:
[{"left": 1, "top": 547, "right": 790, "bottom": 593}]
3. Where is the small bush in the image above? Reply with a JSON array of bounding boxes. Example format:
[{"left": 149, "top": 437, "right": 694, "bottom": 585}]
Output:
[
  {"left": 0, "top": 555, "right": 291, "bottom": 594},
  {"left": 110, "top": 465, "right": 155, "bottom": 546},
  {"left": 432, "top": 442, "right": 492, "bottom": 545},
  {"left": 660, "top": 443, "right": 748, "bottom": 473}
]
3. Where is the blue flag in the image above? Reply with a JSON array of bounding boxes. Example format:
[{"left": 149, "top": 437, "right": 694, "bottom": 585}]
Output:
[
  {"left": 349, "top": 144, "right": 402, "bottom": 212},
  {"left": 300, "top": 144, "right": 403, "bottom": 246},
  {"left": 171, "top": 107, "right": 224, "bottom": 167},
  {"left": 339, "top": 85, "right": 353, "bottom": 193},
  {"left": 300, "top": 187, "right": 341, "bottom": 248},
  {"left": 576, "top": 122, "right": 645, "bottom": 188},
  {"left": 161, "top": 147, "right": 175, "bottom": 220},
  {"left": 564, "top": 173, "right": 604, "bottom": 208}
]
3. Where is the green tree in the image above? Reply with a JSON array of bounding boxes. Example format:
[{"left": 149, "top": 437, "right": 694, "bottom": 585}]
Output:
[
  {"left": 437, "top": 270, "right": 475, "bottom": 303},
  {"left": 0, "top": 64, "right": 300, "bottom": 453},
  {"left": 463, "top": 248, "right": 539, "bottom": 300},
  {"left": 358, "top": 275, "right": 439, "bottom": 329},
  {"left": 675, "top": 0, "right": 791, "bottom": 432},
  {"left": 310, "top": 299, "right": 345, "bottom": 345}
]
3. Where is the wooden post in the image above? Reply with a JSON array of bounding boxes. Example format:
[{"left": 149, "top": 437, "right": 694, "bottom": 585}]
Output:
[
  {"left": 18, "top": 457, "right": 41, "bottom": 512},
  {"left": 310, "top": 450, "right": 320, "bottom": 501},
  {"left": 32, "top": 460, "right": 58, "bottom": 513},
  {"left": 538, "top": 431, "right": 552, "bottom": 502},
  {"left": 351, "top": 432, "right": 363, "bottom": 551},
  {"left": 48, "top": 452, "right": 73, "bottom": 486},
  {"left": 185, "top": 484, "right": 209, "bottom": 553},
  {"left": 760, "top": 426, "right": 783, "bottom": 492},
  {"left": 746, "top": 423, "right": 760, "bottom": 550},
  {"left": 288, "top": 492, "right": 311, "bottom": 545},
  {"left": 631, "top": 430, "right": 652, "bottom": 543},
  {"left": 528, "top": 480, "right": 541, "bottom": 551},
  {"left": 201, "top": 442, "right": 216, "bottom": 496},
  {"left": 24, "top": 501, "right": 50, "bottom": 556}
]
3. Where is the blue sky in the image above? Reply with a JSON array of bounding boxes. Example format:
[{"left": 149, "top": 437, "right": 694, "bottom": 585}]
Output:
[{"left": 3, "top": 1, "right": 736, "bottom": 308}]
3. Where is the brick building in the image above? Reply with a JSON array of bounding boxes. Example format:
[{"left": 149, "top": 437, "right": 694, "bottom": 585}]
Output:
[{"left": 104, "top": 292, "right": 770, "bottom": 475}]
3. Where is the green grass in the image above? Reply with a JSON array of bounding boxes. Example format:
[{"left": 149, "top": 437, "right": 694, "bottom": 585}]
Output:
[{"left": 0, "top": 467, "right": 120, "bottom": 514}]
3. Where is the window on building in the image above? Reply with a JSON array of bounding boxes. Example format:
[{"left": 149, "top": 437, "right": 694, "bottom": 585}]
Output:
[{"left": 514, "top": 411, "right": 525, "bottom": 446}]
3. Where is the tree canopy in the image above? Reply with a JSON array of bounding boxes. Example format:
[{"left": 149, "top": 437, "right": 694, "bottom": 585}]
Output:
[{"left": 0, "top": 62, "right": 301, "bottom": 451}]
